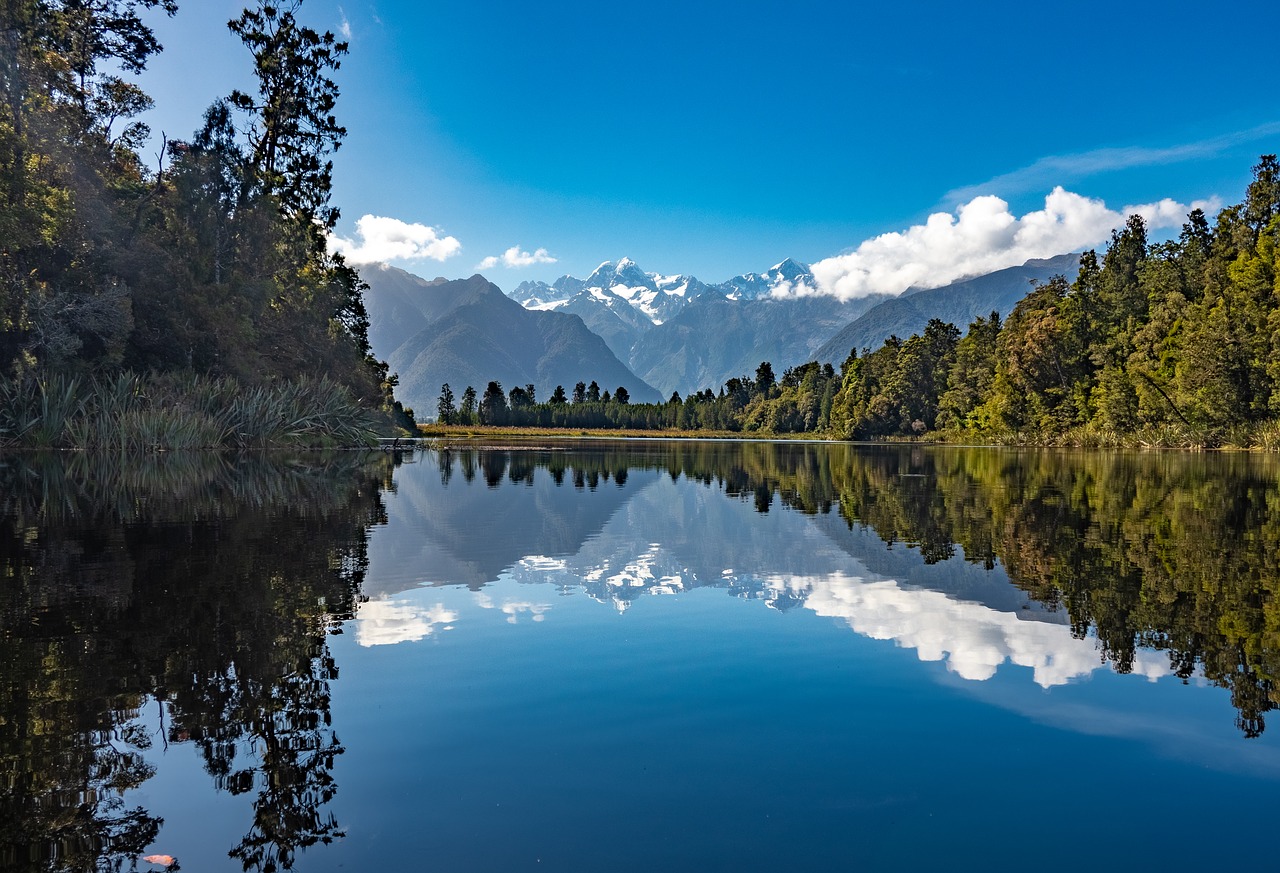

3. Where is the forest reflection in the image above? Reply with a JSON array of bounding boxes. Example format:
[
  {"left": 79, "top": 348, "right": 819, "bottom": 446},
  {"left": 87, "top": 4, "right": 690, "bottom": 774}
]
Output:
[
  {"left": 3, "top": 443, "right": 1279, "bottom": 871},
  {"left": 0, "top": 451, "right": 401, "bottom": 873},
  {"left": 439, "top": 441, "right": 1280, "bottom": 739}
]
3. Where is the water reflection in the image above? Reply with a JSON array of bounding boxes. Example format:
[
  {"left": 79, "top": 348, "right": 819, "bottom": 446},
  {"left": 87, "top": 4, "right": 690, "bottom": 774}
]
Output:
[
  {"left": 376, "top": 442, "right": 1280, "bottom": 737},
  {"left": 0, "top": 451, "right": 400, "bottom": 872},
  {"left": 3, "top": 443, "right": 1280, "bottom": 871}
]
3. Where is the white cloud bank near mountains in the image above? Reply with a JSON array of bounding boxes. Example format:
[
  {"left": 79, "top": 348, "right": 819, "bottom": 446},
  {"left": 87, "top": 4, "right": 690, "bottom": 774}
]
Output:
[
  {"left": 327, "top": 184, "right": 1218, "bottom": 300},
  {"left": 328, "top": 214, "right": 462, "bottom": 265},
  {"left": 477, "top": 245, "right": 557, "bottom": 270},
  {"left": 800, "top": 188, "right": 1220, "bottom": 301}
]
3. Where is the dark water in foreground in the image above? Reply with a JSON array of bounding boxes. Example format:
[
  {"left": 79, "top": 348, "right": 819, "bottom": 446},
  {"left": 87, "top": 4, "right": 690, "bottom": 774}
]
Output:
[{"left": 2, "top": 443, "right": 1279, "bottom": 872}]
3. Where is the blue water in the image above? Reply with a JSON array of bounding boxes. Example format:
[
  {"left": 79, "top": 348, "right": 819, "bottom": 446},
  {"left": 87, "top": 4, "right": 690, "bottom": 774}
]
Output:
[
  {"left": 10, "top": 445, "right": 1280, "bottom": 865},
  {"left": 6, "top": 444, "right": 1279, "bottom": 871}
]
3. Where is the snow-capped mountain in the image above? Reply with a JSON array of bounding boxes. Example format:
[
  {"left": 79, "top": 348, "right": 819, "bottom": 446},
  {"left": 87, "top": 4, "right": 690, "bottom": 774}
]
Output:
[
  {"left": 510, "top": 256, "right": 814, "bottom": 327},
  {"left": 719, "top": 258, "right": 817, "bottom": 300}
]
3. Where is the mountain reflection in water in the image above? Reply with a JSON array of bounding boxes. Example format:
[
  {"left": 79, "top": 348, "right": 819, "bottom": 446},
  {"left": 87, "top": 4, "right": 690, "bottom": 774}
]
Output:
[
  {"left": 2, "top": 443, "right": 1279, "bottom": 871},
  {"left": 372, "top": 442, "right": 1280, "bottom": 732}
]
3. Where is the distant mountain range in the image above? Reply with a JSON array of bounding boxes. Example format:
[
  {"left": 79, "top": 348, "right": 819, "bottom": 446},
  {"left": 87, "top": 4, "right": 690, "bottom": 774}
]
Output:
[
  {"left": 512, "top": 258, "right": 891, "bottom": 394},
  {"left": 361, "top": 267, "right": 664, "bottom": 415},
  {"left": 507, "top": 254, "right": 1081, "bottom": 395},
  {"left": 361, "top": 253, "right": 1085, "bottom": 414}
]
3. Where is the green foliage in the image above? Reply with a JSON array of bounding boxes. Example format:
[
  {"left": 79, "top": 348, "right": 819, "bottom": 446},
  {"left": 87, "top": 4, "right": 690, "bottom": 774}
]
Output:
[
  {"left": 830, "top": 319, "right": 959, "bottom": 438},
  {"left": 0, "top": 371, "right": 379, "bottom": 448},
  {"left": 0, "top": 0, "right": 407, "bottom": 440},
  {"left": 440, "top": 157, "right": 1280, "bottom": 446},
  {"left": 228, "top": 0, "right": 347, "bottom": 227},
  {"left": 436, "top": 382, "right": 455, "bottom": 423}
]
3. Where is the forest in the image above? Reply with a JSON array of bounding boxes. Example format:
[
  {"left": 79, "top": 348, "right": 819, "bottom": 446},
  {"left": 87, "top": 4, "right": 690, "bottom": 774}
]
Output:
[
  {"left": 441, "top": 156, "right": 1280, "bottom": 448},
  {"left": 0, "top": 0, "right": 412, "bottom": 447}
]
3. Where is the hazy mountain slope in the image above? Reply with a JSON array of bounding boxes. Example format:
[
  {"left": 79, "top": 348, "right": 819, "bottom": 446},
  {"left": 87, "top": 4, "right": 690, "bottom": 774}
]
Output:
[
  {"left": 361, "top": 266, "right": 444, "bottom": 357},
  {"left": 364, "top": 269, "right": 662, "bottom": 414},
  {"left": 814, "top": 254, "right": 1082, "bottom": 364},
  {"left": 629, "top": 293, "right": 886, "bottom": 396}
]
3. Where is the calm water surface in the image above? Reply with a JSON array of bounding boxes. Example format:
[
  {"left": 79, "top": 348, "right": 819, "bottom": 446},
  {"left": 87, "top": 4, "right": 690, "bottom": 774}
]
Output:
[{"left": 2, "top": 443, "right": 1279, "bottom": 871}]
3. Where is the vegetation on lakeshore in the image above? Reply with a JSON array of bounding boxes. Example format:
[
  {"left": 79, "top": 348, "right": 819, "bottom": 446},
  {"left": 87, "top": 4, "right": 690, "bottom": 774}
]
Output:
[
  {"left": 0, "top": 1, "right": 413, "bottom": 446},
  {"left": 439, "top": 156, "right": 1280, "bottom": 449},
  {"left": 0, "top": 370, "right": 379, "bottom": 449}
]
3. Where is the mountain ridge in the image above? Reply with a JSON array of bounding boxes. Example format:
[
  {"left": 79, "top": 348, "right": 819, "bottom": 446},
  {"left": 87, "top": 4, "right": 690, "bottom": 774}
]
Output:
[{"left": 361, "top": 268, "right": 664, "bottom": 415}]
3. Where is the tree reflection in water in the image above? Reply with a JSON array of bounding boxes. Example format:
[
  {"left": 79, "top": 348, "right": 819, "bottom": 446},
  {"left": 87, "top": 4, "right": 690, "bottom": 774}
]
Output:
[
  {"left": 2, "top": 442, "right": 1279, "bottom": 871},
  {"left": 0, "top": 451, "right": 401, "bottom": 872},
  {"left": 439, "top": 441, "right": 1280, "bottom": 738}
]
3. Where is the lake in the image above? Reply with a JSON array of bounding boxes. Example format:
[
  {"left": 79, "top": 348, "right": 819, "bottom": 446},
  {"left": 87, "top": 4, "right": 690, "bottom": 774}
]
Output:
[{"left": 2, "top": 442, "right": 1279, "bottom": 871}]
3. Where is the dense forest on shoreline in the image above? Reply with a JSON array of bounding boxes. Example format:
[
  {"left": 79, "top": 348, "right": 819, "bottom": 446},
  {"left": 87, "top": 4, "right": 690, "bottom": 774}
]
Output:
[
  {"left": 0, "top": 0, "right": 411, "bottom": 447},
  {"left": 440, "top": 157, "right": 1280, "bottom": 449}
]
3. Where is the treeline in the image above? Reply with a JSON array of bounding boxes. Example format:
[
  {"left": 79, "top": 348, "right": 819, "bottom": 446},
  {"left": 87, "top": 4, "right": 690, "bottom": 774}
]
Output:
[
  {"left": 435, "top": 360, "right": 841, "bottom": 432},
  {"left": 0, "top": 1, "right": 411, "bottom": 438},
  {"left": 437, "top": 157, "right": 1280, "bottom": 447},
  {"left": 831, "top": 156, "right": 1280, "bottom": 445}
]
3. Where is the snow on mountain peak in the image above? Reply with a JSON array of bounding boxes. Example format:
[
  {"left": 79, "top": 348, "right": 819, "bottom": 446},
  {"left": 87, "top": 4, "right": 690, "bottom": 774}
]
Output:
[{"left": 508, "top": 256, "right": 817, "bottom": 320}]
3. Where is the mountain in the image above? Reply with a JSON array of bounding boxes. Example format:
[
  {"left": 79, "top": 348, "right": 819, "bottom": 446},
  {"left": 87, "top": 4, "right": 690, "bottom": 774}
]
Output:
[
  {"left": 813, "top": 254, "right": 1083, "bottom": 364},
  {"left": 507, "top": 257, "right": 890, "bottom": 394},
  {"left": 512, "top": 257, "right": 710, "bottom": 329},
  {"left": 718, "top": 258, "right": 816, "bottom": 300},
  {"left": 414, "top": 252, "right": 1085, "bottom": 402},
  {"left": 361, "top": 266, "right": 664, "bottom": 415},
  {"left": 629, "top": 293, "right": 886, "bottom": 396}
]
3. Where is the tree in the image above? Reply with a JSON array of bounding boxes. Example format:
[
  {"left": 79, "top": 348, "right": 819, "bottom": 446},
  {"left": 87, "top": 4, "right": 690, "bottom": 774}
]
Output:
[
  {"left": 755, "top": 361, "right": 776, "bottom": 395},
  {"left": 586, "top": 380, "right": 600, "bottom": 402},
  {"left": 985, "top": 275, "right": 1090, "bottom": 432},
  {"left": 228, "top": 0, "right": 348, "bottom": 227},
  {"left": 550, "top": 385, "right": 567, "bottom": 404},
  {"left": 571, "top": 381, "right": 586, "bottom": 404},
  {"left": 459, "top": 385, "right": 477, "bottom": 422},
  {"left": 1243, "top": 154, "right": 1280, "bottom": 234},
  {"left": 479, "top": 380, "right": 507, "bottom": 424},
  {"left": 938, "top": 312, "right": 1001, "bottom": 430},
  {"left": 45, "top": 0, "right": 177, "bottom": 120},
  {"left": 436, "top": 383, "right": 455, "bottom": 424},
  {"left": 507, "top": 384, "right": 533, "bottom": 409},
  {"left": 615, "top": 386, "right": 629, "bottom": 404}
]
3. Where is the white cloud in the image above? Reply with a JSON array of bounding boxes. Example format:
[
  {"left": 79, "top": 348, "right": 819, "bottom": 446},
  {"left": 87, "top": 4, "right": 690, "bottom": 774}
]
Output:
[
  {"left": 328, "top": 214, "right": 462, "bottom": 265},
  {"left": 802, "top": 188, "right": 1219, "bottom": 301},
  {"left": 798, "top": 571, "right": 1171, "bottom": 688},
  {"left": 337, "top": 6, "right": 352, "bottom": 39},
  {"left": 477, "top": 245, "right": 558, "bottom": 271},
  {"left": 501, "top": 600, "right": 551, "bottom": 624},
  {"left": 355, "top": 598, "right": 457, "bottom": 647}
]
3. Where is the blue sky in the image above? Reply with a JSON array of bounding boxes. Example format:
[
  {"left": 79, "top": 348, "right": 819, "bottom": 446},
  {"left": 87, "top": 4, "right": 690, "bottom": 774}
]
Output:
[{"left": 140, "top": 0, "right": 1279, "bottom": 291}]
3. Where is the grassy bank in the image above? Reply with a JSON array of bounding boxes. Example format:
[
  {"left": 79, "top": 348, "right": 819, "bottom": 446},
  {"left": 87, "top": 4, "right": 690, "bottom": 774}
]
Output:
[
  {"left": 418, "top": 421, "right": 1280, "bottom": 451},
  {"left": 0, "top": 372, "right": 386, "bottom": 450},
  {"left": 416, "top": 423, "right": 817, "bottom": 441}
]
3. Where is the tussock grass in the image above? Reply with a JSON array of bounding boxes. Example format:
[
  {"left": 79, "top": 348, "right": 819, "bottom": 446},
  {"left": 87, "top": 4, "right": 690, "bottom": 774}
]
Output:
[{"left": 0, "top": 372, "right": 379, "bottom": 450}]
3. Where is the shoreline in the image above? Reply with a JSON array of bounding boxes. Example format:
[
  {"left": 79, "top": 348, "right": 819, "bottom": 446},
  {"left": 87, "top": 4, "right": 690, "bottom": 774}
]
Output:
[{"left": 417, "top": 424, "right": 1280, "bottom": 452}]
